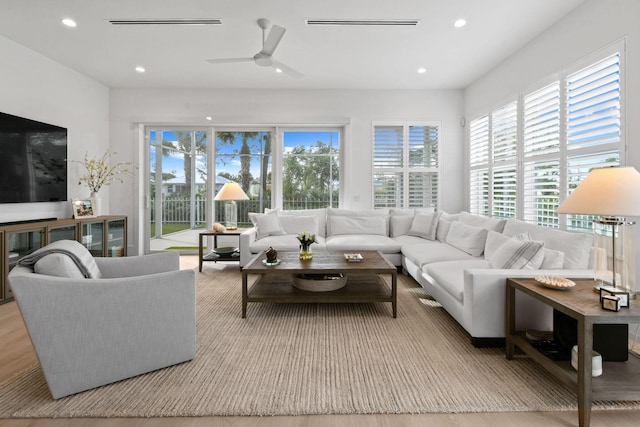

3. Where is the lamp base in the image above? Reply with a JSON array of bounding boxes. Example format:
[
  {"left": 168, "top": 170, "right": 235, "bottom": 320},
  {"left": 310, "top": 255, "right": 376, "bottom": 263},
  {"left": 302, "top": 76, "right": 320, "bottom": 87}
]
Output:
[{"left": 224, "top": 201, "right": 237, "bottom": 230}]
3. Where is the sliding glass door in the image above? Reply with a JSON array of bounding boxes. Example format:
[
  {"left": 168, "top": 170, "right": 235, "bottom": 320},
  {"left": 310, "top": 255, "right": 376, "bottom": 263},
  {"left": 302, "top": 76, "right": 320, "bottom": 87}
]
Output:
[{"left": 148, "top": 128, "right": 207, "bottom": 250}]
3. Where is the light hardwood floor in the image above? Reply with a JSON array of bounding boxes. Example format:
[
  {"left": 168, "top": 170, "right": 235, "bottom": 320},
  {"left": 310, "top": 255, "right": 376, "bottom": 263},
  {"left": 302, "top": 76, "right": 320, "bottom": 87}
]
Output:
[{"left": 1, "top": 256, "right": 638, "bottom": 427}]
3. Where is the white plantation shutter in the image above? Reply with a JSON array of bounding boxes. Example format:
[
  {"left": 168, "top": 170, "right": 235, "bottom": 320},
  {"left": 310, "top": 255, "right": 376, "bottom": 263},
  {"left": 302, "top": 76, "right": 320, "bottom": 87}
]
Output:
[
  {"left": 373, "top": 122, "right": 439, "bottom": 209},
  {"left": 491, "top": 102, "right": 518, "bottom": 218},
  {"left": 468, "top": 49, "right": 622, "bottom": 233},
  {"left": 566, "top": 54, "right": 621, "bottom": 150},
  {"left": 523, "top": 83, "right": 561, "bottom": 227},
  {"left": 469, "top": 116, "right": 489, "bottom": 216}
]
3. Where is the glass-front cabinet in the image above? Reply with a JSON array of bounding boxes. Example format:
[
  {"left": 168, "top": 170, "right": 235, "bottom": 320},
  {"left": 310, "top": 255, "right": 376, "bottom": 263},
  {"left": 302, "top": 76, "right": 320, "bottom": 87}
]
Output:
[
  {"left": 3, "top": 226, "right": 46, "bottom": 300},
  {"left": 106, "top": 217, "right": 127, "bottom": 257},
  {"left": 82, "top": 221, "right": 105, "bottom": 257},
  {"left": 1, "top": 215, "right": 127, "bottom": 304}
]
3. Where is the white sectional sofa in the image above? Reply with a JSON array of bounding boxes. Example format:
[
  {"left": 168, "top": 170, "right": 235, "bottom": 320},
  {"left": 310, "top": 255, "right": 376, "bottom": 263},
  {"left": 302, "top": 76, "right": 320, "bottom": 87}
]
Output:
[{"left": 240, "top": 208, "right": 595, "bottom": 346}]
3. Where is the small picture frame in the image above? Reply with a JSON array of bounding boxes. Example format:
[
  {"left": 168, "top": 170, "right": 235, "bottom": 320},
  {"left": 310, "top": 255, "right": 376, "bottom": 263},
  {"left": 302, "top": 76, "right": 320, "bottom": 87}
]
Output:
[
  {"left": 602, "top": 294, "right": 622, "bottom": 312},
  {"left": 599, "top": 285, "right": 629, "bottom": 308},
  {"left": 72, "top": 197, "right": 96, "bottom": 219}
]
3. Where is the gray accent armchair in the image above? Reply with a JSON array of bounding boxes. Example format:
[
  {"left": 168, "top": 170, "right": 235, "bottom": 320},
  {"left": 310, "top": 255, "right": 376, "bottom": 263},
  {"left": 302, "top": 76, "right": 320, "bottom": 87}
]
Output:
[{"left": 8, "top": 251, "right": 196, "bottom": 399}]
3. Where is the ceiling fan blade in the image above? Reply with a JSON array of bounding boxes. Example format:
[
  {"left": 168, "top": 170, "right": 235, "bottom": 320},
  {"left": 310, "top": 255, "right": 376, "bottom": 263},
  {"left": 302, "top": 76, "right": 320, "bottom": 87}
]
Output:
[
  {"left": 207, "top": 57, "right": 254, "bottom": 64},
  {"left": 272, "top": 60, "right": 303, "bottom": 79},
  {"left": 260, "top": 25, "right": 286, "bottom": 56}
]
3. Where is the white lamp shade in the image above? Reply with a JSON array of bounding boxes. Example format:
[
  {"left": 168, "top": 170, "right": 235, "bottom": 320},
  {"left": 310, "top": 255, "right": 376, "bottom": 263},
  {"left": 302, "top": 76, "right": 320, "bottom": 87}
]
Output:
[
  {"left": 214, "top": 182, "right": 249, "bottom": 201},
  {"left": 556, "top": 166, "right": 640, "bottom": 217}
]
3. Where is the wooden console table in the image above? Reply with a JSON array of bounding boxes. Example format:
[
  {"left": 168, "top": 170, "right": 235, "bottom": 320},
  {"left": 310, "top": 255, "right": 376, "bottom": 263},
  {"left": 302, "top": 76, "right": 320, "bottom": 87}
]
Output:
[{"left": 506, "top": 278, "right": 640, "bottom": 427}]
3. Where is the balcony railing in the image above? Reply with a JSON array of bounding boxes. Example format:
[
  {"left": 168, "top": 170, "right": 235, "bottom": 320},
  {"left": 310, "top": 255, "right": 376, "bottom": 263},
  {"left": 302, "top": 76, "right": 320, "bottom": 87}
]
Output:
[{"left": 151, "top": 196, "right": 336, "bottom": 236}]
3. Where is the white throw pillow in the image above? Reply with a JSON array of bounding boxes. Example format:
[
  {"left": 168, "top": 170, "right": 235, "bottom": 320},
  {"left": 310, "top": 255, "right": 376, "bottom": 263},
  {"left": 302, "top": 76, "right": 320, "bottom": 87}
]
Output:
[
  {"left": 445, "top": 222, "right": 488, "bottom": 257},
  {"left": 248, "top": 211, "right": 286, "bottom": 240},
  {"left": 278, "top": 215, "right": 319, "bottom": 236},
  {"left": 329, "top": 215, "right": 387, "bottom": 236},
  {"left": 408, "top": 213, "right": 441, "bottom": 240},
  {"left": 34, "top": 253, "right": 86, "bottom": 278},
  {"left": 488, "top": 237, "right": 545, "bottom": 269},
  {"left": 436, "top": 219, "right": 452, "bottom": 242},
  {"left": 540, "top": 248, "right": 565, "bottom": 269},
  {"left": 390, "top": 215, "right": 414, "bottom": 237}
]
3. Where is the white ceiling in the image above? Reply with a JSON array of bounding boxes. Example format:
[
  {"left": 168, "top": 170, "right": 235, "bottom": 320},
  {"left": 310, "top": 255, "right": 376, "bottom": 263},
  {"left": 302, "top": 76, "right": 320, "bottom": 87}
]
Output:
[{"left": 0, "top": 0, "right": 585, "bottom": 90}]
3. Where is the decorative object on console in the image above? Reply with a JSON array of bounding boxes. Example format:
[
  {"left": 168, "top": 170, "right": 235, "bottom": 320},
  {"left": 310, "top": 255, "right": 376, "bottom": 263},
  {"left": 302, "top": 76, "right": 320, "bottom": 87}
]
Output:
[
  {"left": 72, "top": 197, "right": 96, "bottom": 219},
  {"left": 214, "top": 182, "right": 249, "bottom": 230},
  {"left": 557, "top": 166, "right": 640, "bottom": 297},
  {"left": 297, "top": 231, "right": 316, "bottom": 260},
  {"left": 212, "top": 222, "right": 226, "bottom": 232}
]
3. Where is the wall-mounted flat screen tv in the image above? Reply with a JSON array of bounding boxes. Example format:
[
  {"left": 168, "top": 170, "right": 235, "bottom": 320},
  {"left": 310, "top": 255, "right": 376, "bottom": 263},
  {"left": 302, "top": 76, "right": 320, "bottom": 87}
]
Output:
[{"left": 0, "top": 112, "right": 67, "bottom": 203}]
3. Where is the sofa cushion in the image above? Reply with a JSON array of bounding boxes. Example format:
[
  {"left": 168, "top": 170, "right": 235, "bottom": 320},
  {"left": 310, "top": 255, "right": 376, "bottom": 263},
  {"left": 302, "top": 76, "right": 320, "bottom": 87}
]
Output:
[
  {"left": 327, "top": 208, "right": 389, "bottom": 236},
  {"left": 390, "top": 214, "right": 414, "bottom": 237},
  {"left": 278, "top": 215, "right": 319, "bottom": 236},
  {"left": 458, "top": 212, "right": 507, "bottom": 232},
  {"left": 325, "top": 235, "right": 401, "bottom": 253},
  {"left": 445, "top": 222, "right": 488, "bottom": 257},
  {"left": 408, "top": 213, "right": 440, "bottom": 240},
  {"left": 436, "top": 218, "right": 452, "bottom": 242},
  {"left": 423, "top": 259, "right": 491, "bottom": 303},
  {"left": 488, "top": 236, "right": 545, "bottom": 269},
  {"left": 328, "top": 215, "right": 387, "bottom": 236},
  {"left": 267, "top": 208, "right": 327, "bottom": 237},
  {"left": 502, "top": 218, "right": 593, "bottom": 269},
  {"left": 393, "top": 235, "right": 433, "bottom": 246},
  {"left": 249, "top": 235, "right": 327, "bottom": 253},
  {"left": 34, "top": 253, "right": 87, "bottom": 278},
  {"left": 249, "top": 210, "right": 286, "bottom": 240},
  {"left": 540, "top": 248, "right": 565, "bottom": 269},
  {"left": 18, "top": 239, "right": 101, "bottom": 279},
  {"left": 485, "top": 230, "right": 565, "bottom": 269},
  {"left": 402, "top": 241, "right": 475, "bottom": 268}
]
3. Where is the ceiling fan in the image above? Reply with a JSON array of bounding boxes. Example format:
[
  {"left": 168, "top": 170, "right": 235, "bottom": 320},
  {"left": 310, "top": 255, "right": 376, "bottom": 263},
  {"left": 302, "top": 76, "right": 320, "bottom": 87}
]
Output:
[{"left": 207, "top": 18, "right": 303, "bottom": 79}]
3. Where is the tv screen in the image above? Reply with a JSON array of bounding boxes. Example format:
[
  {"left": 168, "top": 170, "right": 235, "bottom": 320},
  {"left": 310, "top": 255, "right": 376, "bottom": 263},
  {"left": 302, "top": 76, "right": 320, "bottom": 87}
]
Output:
[{"left": 0, "top": 112, "right": 67, "bottom": 203}]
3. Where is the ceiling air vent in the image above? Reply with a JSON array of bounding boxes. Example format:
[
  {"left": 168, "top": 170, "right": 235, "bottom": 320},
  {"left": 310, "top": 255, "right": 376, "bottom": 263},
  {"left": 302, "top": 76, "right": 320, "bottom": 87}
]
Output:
[
  {"left": 109, "top": 19, "right": 222, "bottom": 25},
  {"left": 305, "top": 19, "right": 419, "bottom": 26}
]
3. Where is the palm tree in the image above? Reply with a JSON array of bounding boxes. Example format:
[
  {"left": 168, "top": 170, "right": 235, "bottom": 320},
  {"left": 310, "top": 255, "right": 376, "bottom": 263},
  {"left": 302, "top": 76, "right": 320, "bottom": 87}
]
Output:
[{"left": 162, "top": 131, "right": 206, "bottom": 192}]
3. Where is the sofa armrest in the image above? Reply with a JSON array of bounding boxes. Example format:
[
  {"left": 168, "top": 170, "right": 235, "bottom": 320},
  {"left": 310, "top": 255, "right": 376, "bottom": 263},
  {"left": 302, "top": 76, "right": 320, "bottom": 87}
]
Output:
[
  {"left": 94, "top": 251, "right": 180, "bottom": 278},
  {"left": 462, "top": 269, "right": 594, "bottom": 339},
  {"left": 240, "top": 228, "right": 257, "bottom": 267}
]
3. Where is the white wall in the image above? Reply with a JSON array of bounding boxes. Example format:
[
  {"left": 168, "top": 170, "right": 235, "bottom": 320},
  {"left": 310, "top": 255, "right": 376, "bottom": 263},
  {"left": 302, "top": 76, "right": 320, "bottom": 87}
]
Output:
[
  {"left": 464, "top": 0, "right": 640, "bottom": 289},
  {"left": 0, "top": 35, "right": 110, "bottom": 223},
  {"left": 110, "top": 88, "right": 464, "bottom": 254}
]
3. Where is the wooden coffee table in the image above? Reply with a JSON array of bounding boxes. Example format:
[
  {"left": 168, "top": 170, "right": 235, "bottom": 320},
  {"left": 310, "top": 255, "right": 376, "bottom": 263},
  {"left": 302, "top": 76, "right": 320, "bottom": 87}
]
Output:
[{"left": 241, "top": 250, "right": 397, "bottom": 318}]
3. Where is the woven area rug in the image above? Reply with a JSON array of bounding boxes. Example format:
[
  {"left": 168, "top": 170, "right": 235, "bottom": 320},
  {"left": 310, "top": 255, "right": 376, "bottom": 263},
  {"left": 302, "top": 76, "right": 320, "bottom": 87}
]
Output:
[{"left": 1, "top": 264, "right": 638, "bottom": 418}]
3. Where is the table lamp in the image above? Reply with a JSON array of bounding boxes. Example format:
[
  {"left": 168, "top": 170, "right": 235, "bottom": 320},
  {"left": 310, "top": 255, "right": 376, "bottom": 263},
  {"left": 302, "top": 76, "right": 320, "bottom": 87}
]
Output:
[
  {"left": 214, "top": 182, "right": 249, "bottom": 230},
  {"left": 556, "top": 166, "right": 640, "bottom": 295}
]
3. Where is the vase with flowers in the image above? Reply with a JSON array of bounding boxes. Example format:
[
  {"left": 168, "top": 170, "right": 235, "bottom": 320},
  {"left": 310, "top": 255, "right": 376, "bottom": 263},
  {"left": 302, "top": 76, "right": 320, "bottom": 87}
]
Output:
[
  {"left": 297, "top": 232, "right": 316, "bottom": 260},
  {"left": 73, "top": 149, "right": 136, "bottom": 215}
]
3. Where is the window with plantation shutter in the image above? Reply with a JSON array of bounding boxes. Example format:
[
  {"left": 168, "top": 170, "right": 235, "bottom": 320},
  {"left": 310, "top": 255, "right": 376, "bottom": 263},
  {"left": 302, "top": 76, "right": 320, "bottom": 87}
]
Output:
[
  {"left": 523, "top": 82, "right": 560, "bottom": 227},
  {"left": 468, "top": 48, "right": 623, "bottom": 234},
  {"left": 491, "top": 102, "right": 518, "bottom": 218},
  {"left": 373, "top": 122, "right": 439, "bottom": 209}
]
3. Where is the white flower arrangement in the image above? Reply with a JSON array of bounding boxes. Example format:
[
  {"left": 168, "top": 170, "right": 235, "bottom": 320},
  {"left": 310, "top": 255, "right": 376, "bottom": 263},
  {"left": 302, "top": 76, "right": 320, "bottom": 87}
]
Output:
[{"left": 73, "top": 150, "right": 136, "bottom": 194}]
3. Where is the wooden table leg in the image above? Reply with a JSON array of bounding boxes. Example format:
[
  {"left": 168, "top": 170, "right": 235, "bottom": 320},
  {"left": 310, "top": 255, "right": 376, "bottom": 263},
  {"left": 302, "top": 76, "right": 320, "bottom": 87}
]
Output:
[
  {"left": 242, "top": 271, "right": 248, "bottom": 318},
  {"left": 506, "top": 283, "right": 516, "bottom": 360},
  {"left": 392, "top": 271, "right": 397, "bottom": 318},
  {"left": 577, "top": 318, "right": 594, "bottom": 427},
  {"left": 198, "top": 233, "right": 204, "bottom": 272}
]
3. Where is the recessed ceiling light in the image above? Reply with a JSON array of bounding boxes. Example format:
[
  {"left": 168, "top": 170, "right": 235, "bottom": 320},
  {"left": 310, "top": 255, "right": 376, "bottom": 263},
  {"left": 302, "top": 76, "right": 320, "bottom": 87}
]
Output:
[
  {"left": 454, "top": 18, "right": 467, "bottom": 28},
  {"left": 135, "top": 66, "right": 146, "bottom": 73},
  {"left": 417, "top": 67, "right": 427, "bottom": 74},
  {"left": 61, "top": 18, "right": 77, "bottom": 27},
  {"left": 275, "top": 68, "right": 283, "bottom": 73},
  {"left": 205, "top": 116, "right": 213, "bottom": 121}
]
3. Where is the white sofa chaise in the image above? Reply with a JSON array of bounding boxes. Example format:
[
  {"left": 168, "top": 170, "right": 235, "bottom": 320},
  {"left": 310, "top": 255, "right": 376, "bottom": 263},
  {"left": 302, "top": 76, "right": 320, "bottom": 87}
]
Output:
[{"left": 240, "top": 208, "right": 594, "bottom": 346}]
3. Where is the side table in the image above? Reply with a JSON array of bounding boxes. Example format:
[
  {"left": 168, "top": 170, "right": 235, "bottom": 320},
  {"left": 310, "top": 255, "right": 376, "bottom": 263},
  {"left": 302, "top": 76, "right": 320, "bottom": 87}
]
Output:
[
  {"left": 506, "top": 277, "right": 640, "bottom": 427},
  {"left": 198, "top": 230, "right": 242, "bottom": 272}
]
